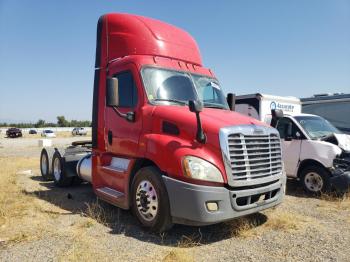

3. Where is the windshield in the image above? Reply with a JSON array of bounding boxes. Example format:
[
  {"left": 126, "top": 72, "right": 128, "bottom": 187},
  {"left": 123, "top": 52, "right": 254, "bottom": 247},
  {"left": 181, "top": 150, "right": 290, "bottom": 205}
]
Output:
[
  {"left": 294, "top": 115, "right": 340, "bottom": 139},
  {"left": 45, "top": 130, "right": 53, "bottom": 133},
  {"left": 141, "top": 67, "right": 229, "bottom": 109}
]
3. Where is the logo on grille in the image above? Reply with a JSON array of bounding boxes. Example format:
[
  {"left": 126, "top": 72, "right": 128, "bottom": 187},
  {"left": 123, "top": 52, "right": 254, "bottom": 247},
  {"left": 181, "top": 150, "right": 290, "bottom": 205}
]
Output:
[{"left": 253, "top": 128, "right": 264, "bottom": 134}]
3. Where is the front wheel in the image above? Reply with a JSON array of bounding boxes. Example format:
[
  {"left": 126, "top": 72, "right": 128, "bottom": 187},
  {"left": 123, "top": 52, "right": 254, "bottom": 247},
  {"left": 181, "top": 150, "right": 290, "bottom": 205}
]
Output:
[
  {"left": 131, "top": 166, "right": 173, "bottom": 232},
  {"left": 300, "top": 165, "right": 330, "bottom": 195}
]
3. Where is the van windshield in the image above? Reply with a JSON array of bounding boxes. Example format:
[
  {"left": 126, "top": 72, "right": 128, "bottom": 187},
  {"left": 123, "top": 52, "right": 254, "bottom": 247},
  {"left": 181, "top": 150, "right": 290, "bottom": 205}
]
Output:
[
  {"left": 295, "top": 115, "right": 341, "bottom": 139},
  {"left": 141, "top": 67, "right": 229, "bottom": 109}
]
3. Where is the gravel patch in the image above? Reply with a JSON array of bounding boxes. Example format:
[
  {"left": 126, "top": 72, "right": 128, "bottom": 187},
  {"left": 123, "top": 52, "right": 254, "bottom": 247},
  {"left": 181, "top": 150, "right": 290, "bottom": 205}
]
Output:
[{"left": 0, "top": 137, "right": 349, "bottom": 261}]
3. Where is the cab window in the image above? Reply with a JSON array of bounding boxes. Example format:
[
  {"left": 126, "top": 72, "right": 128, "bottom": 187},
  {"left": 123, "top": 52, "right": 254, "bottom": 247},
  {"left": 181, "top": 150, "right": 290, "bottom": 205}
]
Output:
[
  {"left": 114, "top": 71, "right": 138, "bottom": 108},
  {"left": 276, "top": 117, "right": 303, "bottom": 139}
]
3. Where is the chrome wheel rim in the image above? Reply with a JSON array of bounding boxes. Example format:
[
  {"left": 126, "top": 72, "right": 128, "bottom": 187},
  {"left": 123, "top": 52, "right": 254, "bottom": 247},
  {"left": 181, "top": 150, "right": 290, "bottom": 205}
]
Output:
[
  {"left": 41, "top": 154, "right": 47, "bottom": 175},
  {"left": 53, "top": 157, "right": 61, "bottom": 181},
  {"left": 305, "top": 172, "right": 323, "bottom": 192},
  {"left": 135, "top": 180, "right": 159, "bottom": 222}
]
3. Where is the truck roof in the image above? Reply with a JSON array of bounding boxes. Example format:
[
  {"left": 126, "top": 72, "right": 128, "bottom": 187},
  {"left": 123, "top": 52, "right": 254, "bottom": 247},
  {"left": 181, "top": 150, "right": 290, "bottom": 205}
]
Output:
[
  {"left": 301, "top": 93, "right": 350, "bottom": 104},
  {"left": 236, "top": 93, "right": 301, "bottom": 104},
  {"left": 96, "top": 13, "right": 202, "bottom": 69}
]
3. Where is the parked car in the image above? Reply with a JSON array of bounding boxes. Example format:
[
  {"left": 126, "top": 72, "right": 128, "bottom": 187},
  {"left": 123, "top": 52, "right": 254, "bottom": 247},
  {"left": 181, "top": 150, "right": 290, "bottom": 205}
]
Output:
[
  {"left": 41, "top": 130, "right": 56, "bottom": 138},
  {"left": 6, "top": 128, "right": 22, "bottom": 138},
  {"left": 72, "top": 127, "right": 88, "bottom": 136},
  {"left": 29, "top": 129, "right": 37, "bottom": 134}
]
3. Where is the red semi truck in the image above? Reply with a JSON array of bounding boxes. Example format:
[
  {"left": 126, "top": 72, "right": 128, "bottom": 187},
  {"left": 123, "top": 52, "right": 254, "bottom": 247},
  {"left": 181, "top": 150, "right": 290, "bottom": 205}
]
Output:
[{"left": 40, "top": 13, "right": 286, "bottom": 232}]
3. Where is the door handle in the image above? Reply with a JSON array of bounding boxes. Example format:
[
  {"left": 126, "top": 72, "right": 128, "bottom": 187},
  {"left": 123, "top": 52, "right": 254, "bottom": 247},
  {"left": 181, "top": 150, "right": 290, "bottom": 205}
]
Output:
[{"left": 108, "top": 130, "right": 113, "bottom": 145}]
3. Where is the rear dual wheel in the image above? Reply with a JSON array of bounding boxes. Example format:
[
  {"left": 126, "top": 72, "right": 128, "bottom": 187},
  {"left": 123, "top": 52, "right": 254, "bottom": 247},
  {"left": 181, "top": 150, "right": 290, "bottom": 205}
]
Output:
[
  {"left": 40, "top": 148, "right": 54, "bottom": 181},
  {"left": 52, "top": 151, "right": 74, "bottom": 187}
]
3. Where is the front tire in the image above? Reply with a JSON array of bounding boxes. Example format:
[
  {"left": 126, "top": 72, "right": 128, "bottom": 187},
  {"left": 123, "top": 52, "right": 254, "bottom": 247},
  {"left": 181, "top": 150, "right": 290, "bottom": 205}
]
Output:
[
  {"left": 52, "top": 150, "right": 73, "bottom": 187},
  {"left": 131, "top": 166, "right": 173, "bottom": 232},
  {"left": 300, "top": 165, "right": 330, "bottom": 195}
]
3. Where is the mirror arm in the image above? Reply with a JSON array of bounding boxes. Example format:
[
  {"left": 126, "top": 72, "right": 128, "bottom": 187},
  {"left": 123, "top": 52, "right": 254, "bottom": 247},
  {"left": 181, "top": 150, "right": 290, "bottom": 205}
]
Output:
[
  {"left": 195, "top": 112, "right": 206, "bottom": 143},
  {"left": 112, "top": 107, "right": 135, "bottom": 122}
]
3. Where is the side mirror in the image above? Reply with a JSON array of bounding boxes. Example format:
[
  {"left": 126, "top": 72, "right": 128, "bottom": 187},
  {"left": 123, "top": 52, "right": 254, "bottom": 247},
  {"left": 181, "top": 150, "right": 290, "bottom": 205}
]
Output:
[
  {"left": 188, "top": 100, "right": 206, "bottom": 143},
  {"left": 106, "top": 77, "right": 119, "bottom": 107},
  {"left": 227, "top": 93, "right": 235, "bottom": 111},
  {"left": 270, "top": 109, "right": 284, "bottom": 127},
  {"left": 284, "top": 122, "right": 293, "bottom": 141},
  {"left": 188, "top": 100, "right": 203, "bottom": 113}
]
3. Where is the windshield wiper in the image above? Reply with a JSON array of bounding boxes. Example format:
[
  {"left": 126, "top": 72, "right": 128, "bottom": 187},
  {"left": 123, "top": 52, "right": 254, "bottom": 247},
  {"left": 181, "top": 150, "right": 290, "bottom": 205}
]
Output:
[
  {"left": 152, "top": 98, "right": 187, "bottom": 105},
  {"left": 203, "top": 103, "right": 226, "bottom": 109}
]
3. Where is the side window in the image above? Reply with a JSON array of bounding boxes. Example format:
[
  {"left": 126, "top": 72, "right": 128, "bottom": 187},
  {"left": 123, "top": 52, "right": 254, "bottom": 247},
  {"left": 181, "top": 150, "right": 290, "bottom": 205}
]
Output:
[
  {"left": 276, "top": 118, "right": 290, "bottom": 139},
  {"left": 114, "top": 71, "right": 138, "bottom": 108},
  {"left": 276, "top": 117, "right": 303, "bottom": 139}
]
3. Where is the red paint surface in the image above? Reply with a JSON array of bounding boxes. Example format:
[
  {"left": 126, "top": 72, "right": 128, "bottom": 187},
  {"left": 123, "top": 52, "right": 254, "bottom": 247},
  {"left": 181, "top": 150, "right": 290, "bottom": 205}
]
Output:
[{"left": 91, "top": 14, "right": 267, "bottom": 208}]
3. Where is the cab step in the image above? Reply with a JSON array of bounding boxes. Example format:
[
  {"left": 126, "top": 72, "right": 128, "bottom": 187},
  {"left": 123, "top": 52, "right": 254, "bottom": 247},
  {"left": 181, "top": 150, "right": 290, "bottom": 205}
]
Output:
[{"left": 96, "top": 187, "right": 124, "bottom": 199}]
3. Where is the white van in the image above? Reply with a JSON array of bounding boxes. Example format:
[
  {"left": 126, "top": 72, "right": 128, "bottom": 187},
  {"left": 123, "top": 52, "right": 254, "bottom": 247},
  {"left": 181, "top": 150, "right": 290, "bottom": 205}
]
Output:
[{"left": 235, "top": 93, "right": 350, "bottom": 194}]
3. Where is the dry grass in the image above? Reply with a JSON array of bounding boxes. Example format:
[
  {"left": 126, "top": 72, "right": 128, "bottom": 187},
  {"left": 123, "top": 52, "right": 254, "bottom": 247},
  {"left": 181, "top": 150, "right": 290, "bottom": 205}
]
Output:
[
  {"left": 317, "top": 192, "right": 350, "bottom": 213},
  {"left": 0, "top": 156, "right": 48, "bottom": 247},
  {"left": 321, "top": 192, "right": 350, "bottom": 204},
  {"left": 163, "top": 249, "right": 194, "bottom": 262},
  {"left": 262, "top": 210, "right": 307, "bottom": 231},
  {"left": 177, "top": 232, "right": 203, "bottom": 248},
  {"left": 225, "top": 216, "right": 263, "bottom": 238},
  {"left": 58, "top": 235, "right": 102, "bottom": 262},
  {"left": 57, "top": 224, "right": 108, "bottom": 262},
  {"left": 0, "top": 157, "right": 38, "bottom": 226},
  {"left": 84, "top": 200, "right": 114, "bottom": 226},
  {"left": 221, "top": 210, "right": 310, "bottom": 239}
]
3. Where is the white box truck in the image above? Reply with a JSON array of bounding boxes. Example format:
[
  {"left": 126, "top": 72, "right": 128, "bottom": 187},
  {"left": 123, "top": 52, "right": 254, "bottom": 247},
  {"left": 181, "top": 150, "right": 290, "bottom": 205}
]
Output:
[{"left": 235, "top": 93, "right": 350, "bottom": 194}]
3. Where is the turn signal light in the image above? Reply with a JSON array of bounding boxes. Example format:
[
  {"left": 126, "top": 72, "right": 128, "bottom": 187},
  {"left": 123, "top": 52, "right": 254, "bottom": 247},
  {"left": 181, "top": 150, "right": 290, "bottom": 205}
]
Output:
[{"left": 206, "top": 202, "right": 218, "bottom": 212}]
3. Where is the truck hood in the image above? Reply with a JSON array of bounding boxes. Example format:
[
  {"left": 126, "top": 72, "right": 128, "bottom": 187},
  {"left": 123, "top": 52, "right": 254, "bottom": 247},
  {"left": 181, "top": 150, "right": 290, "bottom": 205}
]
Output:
[
  {"left": 321, "top": 133, "right": 350, "bottom": 152},
  {"left": 333, "top": 134, "right": 350, "bottom": 152},
  {"left": 152, "top": 105, "right": 267, "bottom": 136}
]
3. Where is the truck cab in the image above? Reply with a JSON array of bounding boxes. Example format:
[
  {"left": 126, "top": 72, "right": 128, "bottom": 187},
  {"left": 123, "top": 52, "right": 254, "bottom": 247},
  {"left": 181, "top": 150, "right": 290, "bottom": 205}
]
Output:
[
  {"left": 236, "top": 94, "right": 350, "bottom": 194},
  {"left": 40, "top": 14, "right": 285, "bottom": 232}
]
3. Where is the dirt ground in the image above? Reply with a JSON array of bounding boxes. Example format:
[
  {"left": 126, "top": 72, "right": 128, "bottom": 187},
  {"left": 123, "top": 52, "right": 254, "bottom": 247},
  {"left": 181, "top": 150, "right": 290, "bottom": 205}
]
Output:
[{"left": 0, "top": 136, "right": 349, "bottom": 261}]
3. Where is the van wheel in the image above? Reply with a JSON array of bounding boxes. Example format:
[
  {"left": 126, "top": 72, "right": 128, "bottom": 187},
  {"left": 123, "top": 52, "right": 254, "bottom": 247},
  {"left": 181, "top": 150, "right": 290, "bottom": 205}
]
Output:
[
  {"left": 300, "top": 165, "right": 330, "bottom": 194},
  {"left": 52, "top": 151, "right": 73, "bottom": 187},
  {"left": 40, "top": 148, "right": 54, "bottom": 181},
  {"left": 131, "top": 167, "right": 173, "bottom": 232}
]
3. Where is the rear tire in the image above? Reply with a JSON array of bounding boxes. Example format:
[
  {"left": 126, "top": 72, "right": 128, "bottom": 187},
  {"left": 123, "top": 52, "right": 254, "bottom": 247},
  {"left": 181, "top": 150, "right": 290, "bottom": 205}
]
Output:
[
  {"left": 131, "top": 166, "right": 173, "bottom": 232},
  {"left": 52, "top": 150, "right": 73, "bottom": 187},
  {"left": 40, "top": 148, "right": 54, "bottom": 181},
  {"left": 300, "top": 165, "right": 330, "bottom": 195}
]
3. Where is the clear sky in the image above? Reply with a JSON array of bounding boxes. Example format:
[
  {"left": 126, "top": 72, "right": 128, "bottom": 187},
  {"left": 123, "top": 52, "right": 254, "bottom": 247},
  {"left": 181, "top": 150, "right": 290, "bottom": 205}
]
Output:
[{"left": 0, "top": 0, "right": 349, "bottom": 123}]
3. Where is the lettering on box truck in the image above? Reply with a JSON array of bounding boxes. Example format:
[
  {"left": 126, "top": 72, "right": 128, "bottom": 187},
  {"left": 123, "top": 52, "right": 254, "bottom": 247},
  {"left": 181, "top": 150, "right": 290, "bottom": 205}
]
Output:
[{"left": 270, "top": 101, "right": 295, "bottom": 113}]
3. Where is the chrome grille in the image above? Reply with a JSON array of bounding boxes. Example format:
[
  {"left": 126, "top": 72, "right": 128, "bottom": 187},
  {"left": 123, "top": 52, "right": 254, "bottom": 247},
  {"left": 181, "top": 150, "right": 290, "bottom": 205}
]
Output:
[{"left": 228, "top": 133, "right": 282, "bottom": 181}]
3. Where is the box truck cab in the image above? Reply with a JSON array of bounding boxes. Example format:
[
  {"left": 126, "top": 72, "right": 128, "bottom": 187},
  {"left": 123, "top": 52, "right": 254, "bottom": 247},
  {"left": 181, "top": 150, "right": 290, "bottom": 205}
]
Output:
[
  {"left": 236, "top": 94, "right": 350, "bottom": 194},
  {"left": 40, "top": 14, "right": 285, "bottom": 232}
]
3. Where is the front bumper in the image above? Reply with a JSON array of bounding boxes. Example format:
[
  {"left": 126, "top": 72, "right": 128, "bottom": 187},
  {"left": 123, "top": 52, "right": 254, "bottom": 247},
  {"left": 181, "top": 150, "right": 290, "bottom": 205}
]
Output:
[
  {"left": 330, "top": 170, "right": 350, "bottom": 193},
  {"left": 163, "top": 176, "right": 285, "bottom": 226}
]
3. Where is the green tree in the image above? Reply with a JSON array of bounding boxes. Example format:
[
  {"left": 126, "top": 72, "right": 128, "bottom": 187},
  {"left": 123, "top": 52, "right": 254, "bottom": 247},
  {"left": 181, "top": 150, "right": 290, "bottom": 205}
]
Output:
[
  {"left": 57, "top": 116, "right": 68, "bottom": 127},
  {"left": 35, "top": 119, "right": 46, "bottom": 128}
]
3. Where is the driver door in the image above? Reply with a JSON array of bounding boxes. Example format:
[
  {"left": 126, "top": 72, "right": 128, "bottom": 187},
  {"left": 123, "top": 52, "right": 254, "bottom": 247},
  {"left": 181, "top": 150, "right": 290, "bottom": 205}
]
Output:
[
  {"left": 101, "top": 62, "right": 143, "bottom": 191},
  {"left": 276, "top": 117, "right": 302, "bottom": 177}
]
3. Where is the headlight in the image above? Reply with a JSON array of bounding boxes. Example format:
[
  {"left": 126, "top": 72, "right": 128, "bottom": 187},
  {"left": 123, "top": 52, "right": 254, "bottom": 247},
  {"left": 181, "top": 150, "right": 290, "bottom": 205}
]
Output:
[{"left": 183, "top": 156, "right": 223, "bottom": 183}]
